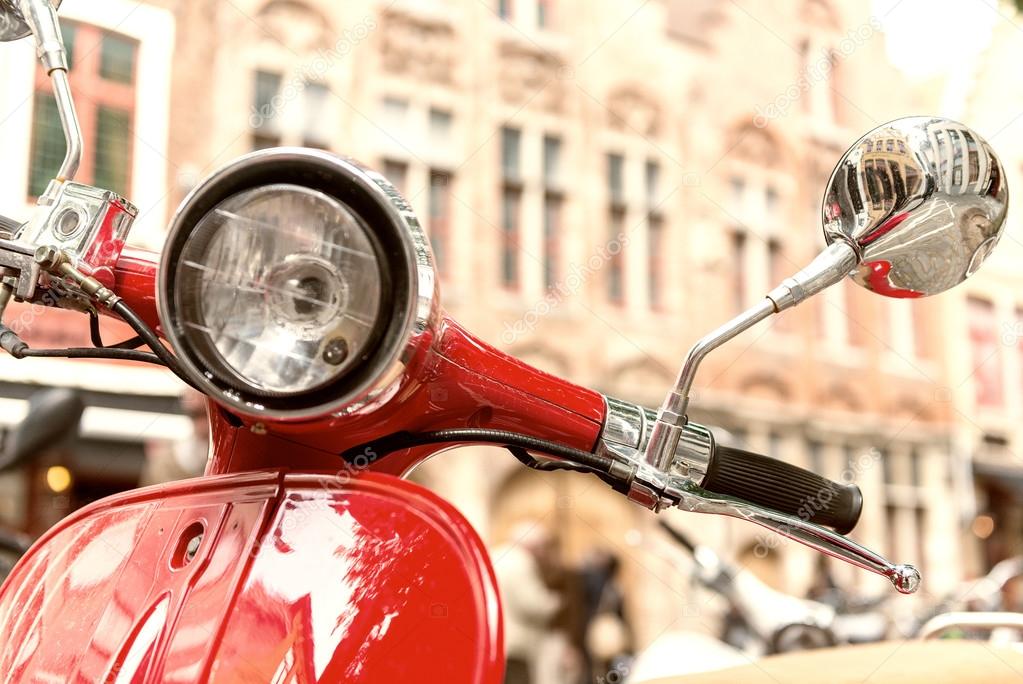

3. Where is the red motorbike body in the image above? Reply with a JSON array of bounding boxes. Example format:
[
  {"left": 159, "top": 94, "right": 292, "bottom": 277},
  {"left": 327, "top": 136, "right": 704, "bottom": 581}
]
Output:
[
  {"left": 0, "top": 471, "right": 502, "bottom": 682},
  {"left": 0, "top": 249, "right": 609, "bottom": 682}
]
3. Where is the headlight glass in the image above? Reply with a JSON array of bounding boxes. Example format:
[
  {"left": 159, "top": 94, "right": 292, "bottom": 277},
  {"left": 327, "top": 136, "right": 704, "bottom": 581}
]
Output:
[{"left": 173, "top": 184, "right": 383, "bottom": 396}]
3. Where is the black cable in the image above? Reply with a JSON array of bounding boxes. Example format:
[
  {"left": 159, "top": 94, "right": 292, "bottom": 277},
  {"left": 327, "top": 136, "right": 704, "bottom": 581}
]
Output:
[
  {"left": 89, "top": 311, "right": 145, "bottom": 350},
  {"left": 342, "top": 428, "right": 614, "bottom": 473},
  {"left": 20, "top": 347, "right": 162, "bottom": 364},
  {"left": 109, "top": 300, "right": 201, "bottom": 391}
]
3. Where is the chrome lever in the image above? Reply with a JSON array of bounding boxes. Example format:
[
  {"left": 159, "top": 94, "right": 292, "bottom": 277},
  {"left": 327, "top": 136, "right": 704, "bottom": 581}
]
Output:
[{"left": 671, "top": 481, "right": 921, "bottom": 594}]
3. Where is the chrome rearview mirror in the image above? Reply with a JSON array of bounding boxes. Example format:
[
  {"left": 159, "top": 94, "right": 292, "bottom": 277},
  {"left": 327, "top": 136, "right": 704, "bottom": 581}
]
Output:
[
  {"left": 823, "top": 117, "right": 1008, "bottom": 298},
  {"left": 0, "top": 0, "right": 62, "bottom": 43},
  {"left": 643, "top": 116, "right": 1008, "bottom": 473}
]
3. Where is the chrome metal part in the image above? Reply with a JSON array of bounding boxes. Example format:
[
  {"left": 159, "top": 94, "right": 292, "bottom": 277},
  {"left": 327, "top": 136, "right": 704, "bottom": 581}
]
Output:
[
  {"left": 919, "top": 612, "right": 1023, "bottom": 640},
  {"left": 0, "top": 238, "right": 40, "bottom": 300},
  {"left": 0, "top": 0, "right": 62, "bottom": 45},
  {"left": 672, "top": 481, "right": 921, "bottom": 594},
  {"left": 824, "top": 117, "right": 1007, "bottom": 298},
  {"left": 599, "top": 396, "right": 714, "bottom": 508},
  {"left": 644, "top": 297, "right": 776, "bottom": 471},
  {"left": 48, "top": 68, "right": 81, "bottom": 186},
  {"left": 158, "top": 148, "right": 439, "bottom": 420},
  {"left": 598, "top": 395, "right": 921, "bottom": 593},
  {"left": 17, "top": 182, "right": 136, "bottom": 286}
]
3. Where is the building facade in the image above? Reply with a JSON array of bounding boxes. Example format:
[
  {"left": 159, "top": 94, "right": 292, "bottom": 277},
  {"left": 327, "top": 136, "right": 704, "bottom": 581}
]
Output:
[{"left": 0, "top": 0, "right": 1003, "bottom": 651}]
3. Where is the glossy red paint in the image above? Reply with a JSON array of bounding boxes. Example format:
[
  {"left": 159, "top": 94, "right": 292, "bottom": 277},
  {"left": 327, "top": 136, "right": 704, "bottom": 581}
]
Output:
[
  {"left": 56, "top": 247, "right": 610, "bottom": 681},
  {"left": 0, "top": 471, "right": 503, "bottom": 682},
  {"left": 113, "top": 247, "right": 162, "bottom": 333},
  {"left": 112, "top": 250, "right": 607, "bottom": 477},
  {"left": 862, "top": 259, "right": 925, "bottom": 299}
]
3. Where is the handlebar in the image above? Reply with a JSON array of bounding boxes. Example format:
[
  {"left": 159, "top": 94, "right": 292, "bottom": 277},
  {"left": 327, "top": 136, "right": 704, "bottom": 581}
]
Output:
[{"left": 700, "top": 445, "right": 863, "bottom": 534}]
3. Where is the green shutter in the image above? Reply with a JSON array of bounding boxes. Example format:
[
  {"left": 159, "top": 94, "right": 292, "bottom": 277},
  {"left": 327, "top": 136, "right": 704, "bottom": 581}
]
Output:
[{"left": 28, "top": 94, "right": 66, "bottom": 198}]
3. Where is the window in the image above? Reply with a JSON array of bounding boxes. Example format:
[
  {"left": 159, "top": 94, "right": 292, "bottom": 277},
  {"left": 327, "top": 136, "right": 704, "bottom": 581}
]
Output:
[
  {"left": 543, "top": 135, "right": 563, "bottom": 290},
  {"left": 608, "top": 209, "right": 625, "bottom": 304},
  {"left": 429, "top": 171, "right": 452, "bottom": 276},
  {"left": 538, "top": 0, "right": 551, "bottom": 27},
  {"left": 302, "top": 82, "right": 331, "bottom": 149},
  {"left": 501, "top": 127, "right": 522, "bottom": 289},
  {"left": 728, "top": 176, "right": 745, "bottom": 213},
  {"left": 607, "top": 153, "right": 626, "bottom": 304},
  {"left": 968, "top": 297, "right": 1003, "bottom": 407},
  {"left": 94, "top": 107, "right": 132, "bottom": 194},
  {"left": 765, "top": 186, "right": 779, "bottom": 220},
  {"left": 768, "top": 239, "right": 788, "bottom": 330},
  {"left": 252, "top": 73, "right": 333, "bottom": 151},
  {"left": 429, "top": 108, "right": 453, "bottom": 143},
  {"left": 731, "top": 231, "right": 747, "bottom": 312},
  {"left": 501, "top": 127, "right": 522, "bottom": 181},
  {"left": 99, "top": 33, "right": 135, "bottom": 84},
  {"left": 252, "top": 70, "right": 283, "bottom": 150},
  {"left": 28, "top": 22, "right": 137, "bottom": 198},
  {"left": 382, "top": 159, "right": 409, "bottom": 194},
  {"left": 646, "top": 160, "right": 665, "bottom": 310},
  {"left": 607, "top": 153, "right": 625, "bottom": 207},
  {"left": 501, "top": 188, "right": 521, "bottom": 288},
  {"left": 381, "top": 96, "right": 410, "bottom": 125}
]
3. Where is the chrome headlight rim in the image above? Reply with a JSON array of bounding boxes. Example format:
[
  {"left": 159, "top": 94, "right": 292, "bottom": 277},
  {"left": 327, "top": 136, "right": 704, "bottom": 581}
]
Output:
[{"left": 158, "top": 147, "right": 435, "bottom": 420}]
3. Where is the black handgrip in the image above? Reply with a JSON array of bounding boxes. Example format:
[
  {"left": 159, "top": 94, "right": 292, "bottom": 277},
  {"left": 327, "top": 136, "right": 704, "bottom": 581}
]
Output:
[{"left": 701, "top": 445, "right": 863, "bottom": 534}]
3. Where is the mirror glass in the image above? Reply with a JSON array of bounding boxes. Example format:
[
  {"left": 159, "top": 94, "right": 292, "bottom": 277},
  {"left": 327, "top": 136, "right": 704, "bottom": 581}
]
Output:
[
  {"left": 0, "top": 0, "right": 61, "bottom": 43},
  {"left": 822, "top": 116, "right": 1008, "bottom": 298}
]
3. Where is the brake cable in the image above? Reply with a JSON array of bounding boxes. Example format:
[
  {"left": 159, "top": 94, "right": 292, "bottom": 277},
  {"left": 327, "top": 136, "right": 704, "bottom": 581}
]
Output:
[{"left": 340, "top": 428, "right": 623, "bottom": 488}]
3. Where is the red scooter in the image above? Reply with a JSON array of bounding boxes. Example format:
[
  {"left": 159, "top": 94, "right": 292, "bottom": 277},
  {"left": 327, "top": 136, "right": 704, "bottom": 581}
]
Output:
[{"left": 0, "top": 2, "right": 1009, "bottom": 682}]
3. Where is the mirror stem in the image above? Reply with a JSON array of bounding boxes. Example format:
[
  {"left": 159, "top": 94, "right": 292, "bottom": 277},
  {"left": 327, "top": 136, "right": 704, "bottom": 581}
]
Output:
[
  {"left": 18, "top": 0, "right": 80, "bottom": 201},
  {"left": 644, "top": 241, "right": 858, "bottom": 471},
  {"left": 49, "top": 68, "right": 81, "bottom": 186}
]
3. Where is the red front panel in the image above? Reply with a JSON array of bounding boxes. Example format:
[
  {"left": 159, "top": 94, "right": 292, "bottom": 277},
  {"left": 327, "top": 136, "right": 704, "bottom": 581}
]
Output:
[{"left": 0, "top": 472, "right": 503, "bottom": 683}]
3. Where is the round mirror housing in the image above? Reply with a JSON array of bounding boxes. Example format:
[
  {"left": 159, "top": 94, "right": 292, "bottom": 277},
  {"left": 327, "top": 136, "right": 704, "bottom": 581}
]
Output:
[
  {"left": 822, "top": 116, "right": 1007, "bottom": 298},
  {"left": 0, "top": 0, "right": 61, "bottom": 43}
]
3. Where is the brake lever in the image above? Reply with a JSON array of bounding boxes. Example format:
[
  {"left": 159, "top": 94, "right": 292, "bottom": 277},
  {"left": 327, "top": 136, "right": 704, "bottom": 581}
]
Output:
[{"left": 668, "top": 480, "right": 921, "bottom": 594}]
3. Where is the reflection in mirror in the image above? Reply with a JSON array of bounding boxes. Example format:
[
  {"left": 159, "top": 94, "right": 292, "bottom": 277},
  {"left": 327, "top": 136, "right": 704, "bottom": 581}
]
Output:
[
  {"left": 0, "top": 0, "right": 62, "bottom": 43},
  {"left": 822, "top": 117, "right": 1008, "bottom": 298}
]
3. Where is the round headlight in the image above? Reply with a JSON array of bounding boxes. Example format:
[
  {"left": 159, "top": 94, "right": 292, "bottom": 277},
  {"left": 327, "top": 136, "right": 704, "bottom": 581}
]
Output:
[
  {"left": 159, "top": 149, "right": 436, "bottom": 419},
  {"left": 174, "top": 184, "right": 382, "bottom": 395}
]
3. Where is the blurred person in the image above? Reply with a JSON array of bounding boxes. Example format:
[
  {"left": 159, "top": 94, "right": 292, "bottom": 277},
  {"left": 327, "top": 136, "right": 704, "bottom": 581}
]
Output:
[
  {"left": 139, "top": 390, "right": 209, "bottom": 486},
  {"left": 580, "top": 550, "right": 633, "bottom": 681},
  {"left": 493, "top": 522, "right": 561, "bottom": 684}
]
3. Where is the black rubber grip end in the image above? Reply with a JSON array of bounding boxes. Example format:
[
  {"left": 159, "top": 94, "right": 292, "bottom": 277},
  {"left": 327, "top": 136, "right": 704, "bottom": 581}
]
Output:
[{"left": 701, "top": 445, "right": 863, "bottom": 534}]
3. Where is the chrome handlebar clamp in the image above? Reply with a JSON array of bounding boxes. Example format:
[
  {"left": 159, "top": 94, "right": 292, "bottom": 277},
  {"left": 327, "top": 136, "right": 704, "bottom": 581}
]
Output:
[{"left": 17, "top": 183, "right": 137, "bottom": 291}]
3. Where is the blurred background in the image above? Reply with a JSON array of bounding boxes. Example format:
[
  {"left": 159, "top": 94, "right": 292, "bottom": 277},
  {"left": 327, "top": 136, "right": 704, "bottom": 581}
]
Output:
[{"left": 2, "top": 0, "right": 1023, "bottom": 681}]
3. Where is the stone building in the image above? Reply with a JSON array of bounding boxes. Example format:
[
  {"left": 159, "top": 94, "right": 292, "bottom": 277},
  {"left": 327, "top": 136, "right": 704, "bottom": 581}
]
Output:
[
  {"left": 0, "top": 0, "right": 998, "bottom": 650},
  {"left": 952, "top": 9, "right": 1023, "bottom": 577}
]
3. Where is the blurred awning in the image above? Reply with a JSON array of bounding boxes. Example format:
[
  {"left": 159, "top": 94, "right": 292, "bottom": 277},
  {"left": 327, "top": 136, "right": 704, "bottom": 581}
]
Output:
[{"left": 973, "top": 459, "right": 1023, "bottom": 498}]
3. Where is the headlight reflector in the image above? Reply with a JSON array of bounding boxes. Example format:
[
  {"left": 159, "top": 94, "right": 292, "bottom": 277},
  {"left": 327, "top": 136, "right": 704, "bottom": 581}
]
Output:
[
  {"left": 174, "top": 184, "right": 382, "bottom": 396},
  {"left": 159, "top": 148, "right": 436, "bottom": 420}
]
